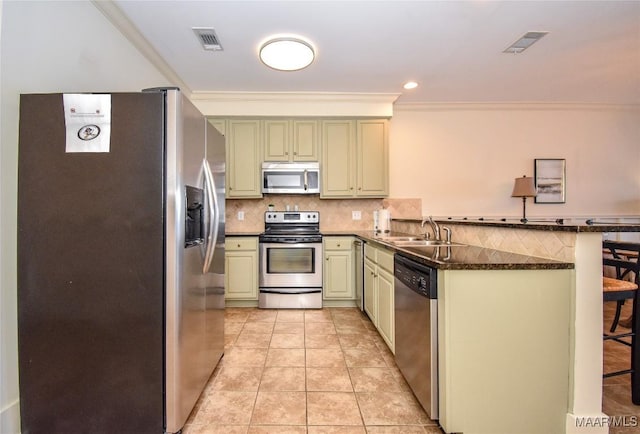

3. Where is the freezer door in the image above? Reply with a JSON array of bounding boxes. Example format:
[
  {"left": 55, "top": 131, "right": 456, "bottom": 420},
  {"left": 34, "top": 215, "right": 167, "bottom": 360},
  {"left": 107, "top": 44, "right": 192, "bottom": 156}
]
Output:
[{"left": 165, "top": 90, "right": 225, "bottom": 433}]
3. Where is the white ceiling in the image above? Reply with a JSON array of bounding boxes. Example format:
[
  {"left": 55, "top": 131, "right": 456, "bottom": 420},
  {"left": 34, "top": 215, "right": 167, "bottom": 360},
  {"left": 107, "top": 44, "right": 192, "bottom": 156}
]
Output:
[{"left": 109, "top": 0, "right": 640, "bottom": 104}]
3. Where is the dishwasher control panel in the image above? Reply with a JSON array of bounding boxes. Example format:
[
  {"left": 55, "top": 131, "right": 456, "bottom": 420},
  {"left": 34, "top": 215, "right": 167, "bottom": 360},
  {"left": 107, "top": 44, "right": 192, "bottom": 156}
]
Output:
[{"left": 394, "top": 254, "right": 438, "bottom": 299}]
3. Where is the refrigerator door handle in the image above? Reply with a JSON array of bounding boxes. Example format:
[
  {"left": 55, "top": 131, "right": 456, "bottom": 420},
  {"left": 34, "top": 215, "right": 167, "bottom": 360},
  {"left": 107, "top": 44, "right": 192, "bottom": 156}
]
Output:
[{"left": 202, "top": 159, "right": 218, "bottom": 274}]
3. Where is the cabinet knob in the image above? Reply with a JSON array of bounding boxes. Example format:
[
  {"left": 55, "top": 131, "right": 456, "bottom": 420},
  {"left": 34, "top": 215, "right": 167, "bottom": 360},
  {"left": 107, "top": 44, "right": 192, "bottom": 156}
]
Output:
[
  {"left": 294, "top": 151, "right": 297, "bottom": 155},
  {"left": 337, "top": 244, "right": 341, "bottom": 247},
  {"left": 285, "top": 151, "right": 289, "bottom": 155},
  {"left": 350, "top": 187, "right": 354, "bottom": 190},
  {"left": 237, "top": 244, "right": 241, "bottom": 248},
  {"left": 326, "top": 257, "right": 329, "bottom": 261},
  {"left": 358, "top": 187, "right": 362, "bottom": 191}
]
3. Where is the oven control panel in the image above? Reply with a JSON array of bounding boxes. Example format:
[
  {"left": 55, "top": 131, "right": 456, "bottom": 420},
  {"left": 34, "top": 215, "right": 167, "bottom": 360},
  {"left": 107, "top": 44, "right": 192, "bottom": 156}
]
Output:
[{"left": 265, "top": 211, "right": 319, "bottom": 223}]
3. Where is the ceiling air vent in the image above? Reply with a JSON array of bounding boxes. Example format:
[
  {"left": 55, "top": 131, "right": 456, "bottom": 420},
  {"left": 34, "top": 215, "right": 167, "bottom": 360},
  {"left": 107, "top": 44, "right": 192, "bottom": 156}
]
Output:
[
  {"left": 503, "top": 31, "right": 548, "bottom": 54},
  {"left": 193, "top": 28, "right": 223, "bottom": 51}
]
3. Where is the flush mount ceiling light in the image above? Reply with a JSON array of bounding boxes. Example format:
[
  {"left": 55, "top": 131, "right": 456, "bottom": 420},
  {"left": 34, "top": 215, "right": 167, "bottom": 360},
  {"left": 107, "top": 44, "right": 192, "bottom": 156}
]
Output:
[
  {"left": 403, "top": 81, "right": 419, "bottom": 90},
  {"left": 259, "top": 36, "right": 315, "bottom": 71},
  {"left": 503, "top": 31, "right": 549, "bottom": 54}
]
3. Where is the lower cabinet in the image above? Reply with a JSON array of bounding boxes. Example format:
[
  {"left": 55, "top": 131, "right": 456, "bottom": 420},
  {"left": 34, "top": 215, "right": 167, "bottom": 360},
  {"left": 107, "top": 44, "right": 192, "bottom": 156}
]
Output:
[
  {"left": 323, "top": 236, "right": 356, "bottom": 300},
  {"left": 363, "top": 242, "right": 395, "bottom": 353},
  {"left": 225, "top": 237, "right": 259, "bottom": 301}
]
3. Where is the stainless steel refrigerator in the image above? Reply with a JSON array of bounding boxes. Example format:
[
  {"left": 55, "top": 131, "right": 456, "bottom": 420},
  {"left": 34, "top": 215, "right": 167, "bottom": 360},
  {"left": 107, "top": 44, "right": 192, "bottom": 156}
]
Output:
[{"left": 17, "top": 88, "right": 225, "bottom": 433}]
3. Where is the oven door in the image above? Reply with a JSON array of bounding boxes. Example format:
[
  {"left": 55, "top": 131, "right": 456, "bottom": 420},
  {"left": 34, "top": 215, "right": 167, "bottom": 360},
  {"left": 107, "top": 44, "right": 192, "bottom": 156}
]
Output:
[{"left": 259, "top": 242, "right": 322, "bottom": 290}]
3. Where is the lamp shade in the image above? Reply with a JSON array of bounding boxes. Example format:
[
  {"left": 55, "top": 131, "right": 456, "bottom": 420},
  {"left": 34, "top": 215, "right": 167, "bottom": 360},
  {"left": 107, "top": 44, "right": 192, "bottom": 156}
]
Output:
[{"left": 511, "top": 176, "right": 537, "bottom": 198}]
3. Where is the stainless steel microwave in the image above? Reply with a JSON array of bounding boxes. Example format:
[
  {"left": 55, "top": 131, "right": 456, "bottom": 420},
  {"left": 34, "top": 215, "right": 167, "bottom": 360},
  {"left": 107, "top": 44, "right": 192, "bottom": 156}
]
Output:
[{"left": 262, "top": 162, "right": 320, "bottom": 194}]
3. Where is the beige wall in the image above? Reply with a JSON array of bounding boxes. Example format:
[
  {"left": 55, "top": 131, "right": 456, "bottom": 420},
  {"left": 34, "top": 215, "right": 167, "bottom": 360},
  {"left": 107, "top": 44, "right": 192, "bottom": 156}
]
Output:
[
  {"left": 389, "top": 104, "right": 640, "bottom": 218},
  {"left": 0, "top": 2, "right": 170, "bottom": 431}
]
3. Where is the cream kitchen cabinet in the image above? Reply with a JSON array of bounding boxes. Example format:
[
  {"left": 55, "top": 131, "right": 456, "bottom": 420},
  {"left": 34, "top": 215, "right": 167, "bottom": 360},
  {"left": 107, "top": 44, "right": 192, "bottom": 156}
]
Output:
[
  {"left": 226, "top": 120, "right": 262, "bottom": 198},
  {"left": 224, "top": 237, "right": 259, "bottom": 301},
  {"left": 320, "top": 119, "right": 389, "bottom": 198},
  {"left": 263, "top": 120, "right": 319, "bottom": 162},
  {"left": 323, "top": 236, "right": 356, "bottom": 300},
  {"left": 363, "top": 242, "right": 394, "bottom": 353}
]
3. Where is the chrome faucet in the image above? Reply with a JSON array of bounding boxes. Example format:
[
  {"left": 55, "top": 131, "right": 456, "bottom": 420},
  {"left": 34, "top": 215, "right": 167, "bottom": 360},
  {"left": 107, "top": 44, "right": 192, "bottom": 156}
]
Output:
[{"left": 421, "top": 215, "right": 441, "bottom": 241}]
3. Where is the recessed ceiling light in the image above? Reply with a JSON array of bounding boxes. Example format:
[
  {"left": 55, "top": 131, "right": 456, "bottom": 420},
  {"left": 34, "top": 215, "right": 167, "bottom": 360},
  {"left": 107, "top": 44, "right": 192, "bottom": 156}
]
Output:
[
  {"left": 403, "top": 81, "right": 419, "bottom": 90},
  {"left": 503, "top": 31, "right": 548, "bottom": 54},
  {"left": 259, "top": 35, "right": 315, "bottom": 71}
]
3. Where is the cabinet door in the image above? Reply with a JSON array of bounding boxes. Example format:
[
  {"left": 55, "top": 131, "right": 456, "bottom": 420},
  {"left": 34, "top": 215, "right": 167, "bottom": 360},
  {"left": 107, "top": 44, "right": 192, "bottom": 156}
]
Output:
[
  {"left": 377, "top": 267, "right": 395, "bottom": 353},
  {"left": 324, "top": 250, "right": 354, "bottom": 299},
  {"left": 292, "top": 120, "right": 318, "bottom": 161},
  {"left": 263, "top": 120, "right": 290, "bottom": 161},
  {"left": 227, "top": 120, "right": 262, "bottom": 198},
  {"left": 356, "top": 119, "right": 388, "bottom": 197},
  {"left": 225, "top": 251, "right": 258, "bottom": 300},
  {"left": 321, "top": 120, "right": 355, "bottom": 197},
  {"left": 364, "top": 258, "right": 378, "bottom": 325}
]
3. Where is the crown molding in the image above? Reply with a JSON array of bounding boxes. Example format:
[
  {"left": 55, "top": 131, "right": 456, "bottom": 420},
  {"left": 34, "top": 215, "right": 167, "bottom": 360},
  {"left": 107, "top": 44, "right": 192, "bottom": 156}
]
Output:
[
  {"left": 190, "top": 92, "right": 400, "bottom": 117},
  {"left": 393, "top": 102, "right": 640, "bottom": 112},
  {"left": 91, "top": 0, "right": 190, "bottom": 94}
]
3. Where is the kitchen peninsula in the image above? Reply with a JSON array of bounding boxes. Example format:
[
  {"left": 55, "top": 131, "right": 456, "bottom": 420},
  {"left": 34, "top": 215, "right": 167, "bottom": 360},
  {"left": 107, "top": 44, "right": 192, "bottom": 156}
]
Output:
[{"left": 393, "top": 217, "right": 640, "bottom": 434}]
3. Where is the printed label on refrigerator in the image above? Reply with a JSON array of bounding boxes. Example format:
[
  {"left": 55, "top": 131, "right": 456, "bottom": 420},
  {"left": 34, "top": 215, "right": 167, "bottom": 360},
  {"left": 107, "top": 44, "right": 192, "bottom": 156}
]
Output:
[{"left": 63, "top": 94, "right": 111, "bottom": 153}]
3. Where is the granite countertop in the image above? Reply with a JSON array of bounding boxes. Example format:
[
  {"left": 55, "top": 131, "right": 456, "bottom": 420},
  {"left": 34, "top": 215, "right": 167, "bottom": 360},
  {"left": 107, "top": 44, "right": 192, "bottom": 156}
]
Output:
[
  {"left": 225, "top": 230, "right": 574, "bottom": 270},
  {"left": 226, "top": 231, "right": 262, "bottom": 236},
  {"left": 330, "top": 231, "right": 574, "bottom": 271}
]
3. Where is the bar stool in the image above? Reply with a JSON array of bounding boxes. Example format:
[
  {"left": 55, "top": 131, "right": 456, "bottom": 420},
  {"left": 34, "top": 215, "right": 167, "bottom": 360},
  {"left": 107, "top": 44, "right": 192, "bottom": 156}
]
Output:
[
  {"left": 603, "top": 241, "right": 640, "bottom": 332},
  {"left": 601, "top": 240, "right": 640, "bottom": 403}
]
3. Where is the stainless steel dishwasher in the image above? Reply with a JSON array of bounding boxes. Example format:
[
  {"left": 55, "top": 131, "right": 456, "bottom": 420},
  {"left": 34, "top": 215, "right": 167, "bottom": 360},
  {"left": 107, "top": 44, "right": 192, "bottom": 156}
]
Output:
[{"left": 394, "top": 253, "right": 438, "bottom": 419}]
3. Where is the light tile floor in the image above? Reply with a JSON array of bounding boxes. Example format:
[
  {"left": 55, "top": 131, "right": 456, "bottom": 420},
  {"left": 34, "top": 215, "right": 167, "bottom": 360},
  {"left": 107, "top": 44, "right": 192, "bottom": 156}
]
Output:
[
  {"left": 182, "top": 302, "right": 640, "bottom": 433},
  {"left": 183, "top": 307, "right": 442, "bottom": 434}
]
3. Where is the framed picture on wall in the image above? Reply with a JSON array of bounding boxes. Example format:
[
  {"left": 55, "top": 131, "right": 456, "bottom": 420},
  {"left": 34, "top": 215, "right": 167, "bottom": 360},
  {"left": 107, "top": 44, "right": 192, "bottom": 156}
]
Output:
[{"left": 534, "top": 159, "right": 566, "bottom": 203}]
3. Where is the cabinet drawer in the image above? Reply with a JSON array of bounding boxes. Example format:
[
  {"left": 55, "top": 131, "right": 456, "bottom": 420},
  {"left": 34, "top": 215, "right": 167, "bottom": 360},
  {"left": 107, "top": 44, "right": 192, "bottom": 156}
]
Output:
[
  {"left": 377, "top": 248, "right": 394, "bottom": 272},
  {"left": 364, "top": 243, "right": 377, "bottom": 261},
  {"left": 324, "top": 236, "right": 353, "bottom": 251},
  {"left": 226, "top": 237, "right": 258, "bottom": 251}
]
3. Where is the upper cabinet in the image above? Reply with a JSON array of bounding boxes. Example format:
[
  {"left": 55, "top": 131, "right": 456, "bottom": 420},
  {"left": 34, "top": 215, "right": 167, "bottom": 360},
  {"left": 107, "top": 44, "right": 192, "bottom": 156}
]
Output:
[
  {"left": 227, "top": 120, "right": 262, "bottom": 198},
  {"left": 321, "top": 119, "right": 389, "bottom": 198},
  {"left": 263, "top": 120, "right": 319, "bottom": 162},
  {"left": 320, "top": 120, "right": 355, "bottom": 197},
  {"left": 210, "top": 117, "right": 388, "bottom": 200},
  {"left": 357, "top": 120, "right": 389, "bottom": 197}
]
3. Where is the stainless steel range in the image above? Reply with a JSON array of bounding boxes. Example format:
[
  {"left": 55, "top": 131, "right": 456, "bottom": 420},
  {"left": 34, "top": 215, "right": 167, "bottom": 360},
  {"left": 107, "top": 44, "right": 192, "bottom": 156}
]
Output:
[{"left": 259, "top": 211, "right": 323, "bottom": 309}]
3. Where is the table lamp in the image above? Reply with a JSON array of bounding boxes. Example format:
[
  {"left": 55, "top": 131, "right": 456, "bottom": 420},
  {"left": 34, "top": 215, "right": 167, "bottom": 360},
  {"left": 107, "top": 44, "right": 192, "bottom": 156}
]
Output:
[{"left": 511, "top": 175, "right": 537, "bottom": 223}]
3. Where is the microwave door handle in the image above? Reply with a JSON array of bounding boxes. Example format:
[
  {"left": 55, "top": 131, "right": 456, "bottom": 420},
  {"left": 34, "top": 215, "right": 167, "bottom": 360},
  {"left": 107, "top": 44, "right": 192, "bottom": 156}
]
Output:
[{"left": 303, "top": 169, "right": 308, "bottom": 191}]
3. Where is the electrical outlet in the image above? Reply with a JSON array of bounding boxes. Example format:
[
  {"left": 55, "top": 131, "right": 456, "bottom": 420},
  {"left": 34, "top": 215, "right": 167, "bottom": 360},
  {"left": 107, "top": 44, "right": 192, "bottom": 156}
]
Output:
[
  {"left": 237, "top": 211, "right": 245, "bottom": 221},
  {"left": 352, "top": 210, "right": 362, "bottom": 220}
]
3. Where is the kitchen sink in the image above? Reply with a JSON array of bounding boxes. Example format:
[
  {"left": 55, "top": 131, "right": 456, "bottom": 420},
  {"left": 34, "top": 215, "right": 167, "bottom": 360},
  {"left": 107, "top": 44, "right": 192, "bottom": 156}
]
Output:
[
  {"left": 391, "top": 240, "right": 464, "bottom": 247},
  {"left": 378, "top": 236, "right": 425, "bottom": 242}
]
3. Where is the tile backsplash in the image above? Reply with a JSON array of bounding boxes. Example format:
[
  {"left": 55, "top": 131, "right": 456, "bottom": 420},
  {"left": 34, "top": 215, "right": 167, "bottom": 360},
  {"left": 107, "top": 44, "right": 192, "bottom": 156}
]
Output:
[
  {"left": 226, "top": 196, "right": 422, "bottom": 232},
  {"left": 391, "top": 220, "right": 576, "bottom": 262}
]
